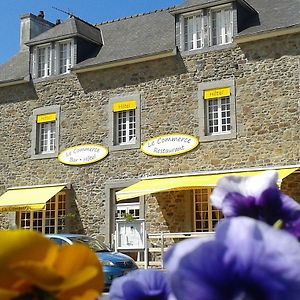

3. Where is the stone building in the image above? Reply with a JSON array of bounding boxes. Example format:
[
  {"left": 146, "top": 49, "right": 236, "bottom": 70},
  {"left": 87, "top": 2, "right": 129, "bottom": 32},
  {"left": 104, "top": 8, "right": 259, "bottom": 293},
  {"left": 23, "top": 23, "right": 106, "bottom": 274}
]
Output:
[{"left": 0, "top": 0, "right": 299, "bottom": 256}]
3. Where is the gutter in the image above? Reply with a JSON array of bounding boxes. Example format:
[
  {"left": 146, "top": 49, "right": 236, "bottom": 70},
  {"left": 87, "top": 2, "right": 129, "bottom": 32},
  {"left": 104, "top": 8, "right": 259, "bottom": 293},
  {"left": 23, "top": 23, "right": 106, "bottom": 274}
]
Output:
[
  {"left": 0, "top": 76, "right": 30, "bottom": 88},
  {"left": 235, "top": 24, "right": 300, "bottom": 43},
  {"left": 72, "top": 48, "right": 177, "bottom": 74}
]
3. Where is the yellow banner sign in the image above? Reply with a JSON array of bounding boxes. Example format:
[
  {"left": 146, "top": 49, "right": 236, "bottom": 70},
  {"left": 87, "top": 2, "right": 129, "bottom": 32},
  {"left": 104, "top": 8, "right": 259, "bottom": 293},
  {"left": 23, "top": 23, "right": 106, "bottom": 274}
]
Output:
[
  {"left": 113, "top": 101, "right": 136, "bottom": 112},
  {"left": 37, "top": 113, "right": 56, "bottom": 123},
  {"left": 204, "top": 87, "right": 230, "bottom": 100}
]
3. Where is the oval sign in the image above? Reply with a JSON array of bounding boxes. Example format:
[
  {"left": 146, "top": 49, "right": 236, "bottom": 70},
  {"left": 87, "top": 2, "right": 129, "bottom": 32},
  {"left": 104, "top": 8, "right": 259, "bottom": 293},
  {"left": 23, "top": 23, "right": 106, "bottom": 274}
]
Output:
[
  {"left": 58, "top": 144, "right": 108, "bottom": 166},
  {"left": 141, "top": 134, "right": 199, "bottom": 157}
]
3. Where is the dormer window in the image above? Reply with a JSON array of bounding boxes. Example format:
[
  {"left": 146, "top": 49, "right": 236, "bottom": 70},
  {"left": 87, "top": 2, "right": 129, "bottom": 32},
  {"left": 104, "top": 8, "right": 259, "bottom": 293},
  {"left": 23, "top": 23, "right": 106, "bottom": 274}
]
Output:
[
  {"left": 210, "top": 7, "right": 233, "bottom": 46},
  {"left": 57, "top": 40, "right": 73, "bottom": 75},
  {"left": 183, "top": 12, "right": 204, "bottom": 51},
  {"left": 180, "top": 5, "right": 233, "bottom": 51},
  {"left": 37, "top": 44, "right": 52, "bottom": 78},
  {"left": 32, "top": 39, "right": 74, "bottom": 79}
]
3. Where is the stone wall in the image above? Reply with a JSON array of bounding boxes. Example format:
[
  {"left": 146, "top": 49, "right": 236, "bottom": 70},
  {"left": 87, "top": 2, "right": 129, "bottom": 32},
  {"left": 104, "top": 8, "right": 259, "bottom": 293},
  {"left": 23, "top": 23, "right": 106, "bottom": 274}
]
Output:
[{"left": 0, "top": 33, "right": 299, "bottom": 237}]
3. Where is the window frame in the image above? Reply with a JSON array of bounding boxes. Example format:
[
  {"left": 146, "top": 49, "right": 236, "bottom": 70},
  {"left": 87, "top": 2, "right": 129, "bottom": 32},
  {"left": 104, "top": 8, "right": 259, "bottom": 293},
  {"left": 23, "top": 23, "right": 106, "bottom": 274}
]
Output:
[
  {"left": 55, "top": 39, "right": 74, "bottom": 75},
  {"left": 209, "top": 5, "right": 233, "bottom": 46},
  {"left": 198, "top": 78, "right": 236, "bottom": 142},
  {"left": 33, "top": 43, "right": 52, "bottom": 79},
  {"left": 193, "top": 188, "right": 223, "bottom": 232},
  {"left": 30, "top": 105, "right": 60, "bottom": 159},
  {"left": 16, "top": 190, "right": 66, "bottom": 234},
  {"left": 109, "top": 94, "right": 141, "bottom": 151},
  {"left": 179, "top": 4, "right": 234, "bottom": 53},
  {"left": 180, "top": 10, "right": 205, "bottom": 51}
]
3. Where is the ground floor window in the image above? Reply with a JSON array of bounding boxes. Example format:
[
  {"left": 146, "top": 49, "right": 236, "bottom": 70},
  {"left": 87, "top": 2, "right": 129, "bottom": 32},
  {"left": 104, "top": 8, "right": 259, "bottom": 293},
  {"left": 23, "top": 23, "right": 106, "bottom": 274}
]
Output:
[
  {"left": 116, "top": 199, "right": 140, "bottom": 220},
  {"left": 194, "top": 188, "right": 222, "bottom": 232},
  {"left": 16, "top": 191, "right": 66, "bottom": 234}
]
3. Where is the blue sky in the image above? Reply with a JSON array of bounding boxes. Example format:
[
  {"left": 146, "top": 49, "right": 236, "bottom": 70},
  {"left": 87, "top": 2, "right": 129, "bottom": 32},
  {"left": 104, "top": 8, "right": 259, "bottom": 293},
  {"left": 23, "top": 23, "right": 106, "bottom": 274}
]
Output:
[{"left": 0, "top": 0, "right": 182, "bottom": 64}]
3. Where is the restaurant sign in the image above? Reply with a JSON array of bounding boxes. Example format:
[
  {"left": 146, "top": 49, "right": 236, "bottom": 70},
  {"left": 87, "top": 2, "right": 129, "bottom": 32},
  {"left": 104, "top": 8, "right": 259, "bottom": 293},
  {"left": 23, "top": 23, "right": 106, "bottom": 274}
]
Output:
[
  {"left": 141, "top": 134, "right": 199, "bottom": 156},
  {"left": 58, "top": 144, "right": 108, "bottom": 166}
]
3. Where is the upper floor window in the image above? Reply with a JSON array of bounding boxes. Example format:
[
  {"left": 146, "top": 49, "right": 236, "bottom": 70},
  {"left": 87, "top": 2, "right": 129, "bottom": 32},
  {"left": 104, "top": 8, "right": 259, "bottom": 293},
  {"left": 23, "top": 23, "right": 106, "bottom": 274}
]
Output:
[
  {"left": 115, "top": 110, "right": 136, "bottom": 146},
  {"left": 57, "top": 41, "right": 73, "bottom": 75},
  {"left": 205, "top": 96, "right": 231, "bottom": 135},
  {"left": 180, "top": 5, "right": 233, "bottom": 51},
  {"left": 210, "top": 7, "right": 233, "bottom": 46},
  {"left": 198, "top": 79, "right": 236, "bottom": 142},
  {"left": 37, "top": 45, "right": 52, "bottom": 78},
  {"left": 31, "top": 105, "right": 60, "bottom": 159},
  {"left": 183, "top": 13, "right": 204, "bottom": 51},
  {"left": 32, "top": 39, "right": 74, "bottom": 79},
  {"left": 109, "top": 94, "right": 141, "bottom": 151}
]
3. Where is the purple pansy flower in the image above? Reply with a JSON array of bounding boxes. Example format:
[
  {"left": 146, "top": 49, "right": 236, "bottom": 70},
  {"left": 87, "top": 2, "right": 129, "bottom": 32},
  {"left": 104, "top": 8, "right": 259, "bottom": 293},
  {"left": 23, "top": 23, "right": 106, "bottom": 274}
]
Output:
[
  {"left": 164, "top": 217, "right": 300, "bottom": 300},
  {"left": 210, "top": 170, "right": 300, "bottom": 237},
  {"left": 109, "top": 269, "right": 170, "bottom": 300}
]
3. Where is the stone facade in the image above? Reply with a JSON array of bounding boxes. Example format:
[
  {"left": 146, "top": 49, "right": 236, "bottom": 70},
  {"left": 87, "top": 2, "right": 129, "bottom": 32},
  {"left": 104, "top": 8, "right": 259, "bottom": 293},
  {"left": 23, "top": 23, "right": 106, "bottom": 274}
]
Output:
[{"left": 0, "top": 32, "right": 299, "bottom": 244}]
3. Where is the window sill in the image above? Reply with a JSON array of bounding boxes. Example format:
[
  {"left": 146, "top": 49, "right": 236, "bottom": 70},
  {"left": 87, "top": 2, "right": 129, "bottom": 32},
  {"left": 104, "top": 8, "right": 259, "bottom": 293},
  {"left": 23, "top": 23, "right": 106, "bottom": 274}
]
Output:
[
  {"left": 32, "top": 72, "right": 73, "bottom": 84},
  {"left": 180, "top": 42, "right": 236, "bottom": 57},
  {"left": 200, "top": 132, "right": 237, "bottom": 142},
  {"left": 109, "top": 143, "right": 140, "bottom": 152},
  {"left": 30, "top": 152, "right": 58, "bottom": 160}
]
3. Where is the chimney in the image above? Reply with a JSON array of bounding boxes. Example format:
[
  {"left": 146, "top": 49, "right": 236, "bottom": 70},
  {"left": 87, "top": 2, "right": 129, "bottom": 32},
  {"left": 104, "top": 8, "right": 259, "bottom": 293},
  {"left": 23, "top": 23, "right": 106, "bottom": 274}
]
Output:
[{"left": 20, "top": 13, "right": 54, "bottom": 52}]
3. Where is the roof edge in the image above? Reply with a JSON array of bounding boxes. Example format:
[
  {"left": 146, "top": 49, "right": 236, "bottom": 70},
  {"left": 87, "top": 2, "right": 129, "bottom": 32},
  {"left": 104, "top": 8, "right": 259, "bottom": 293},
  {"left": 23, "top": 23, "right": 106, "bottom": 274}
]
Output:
[
  {"left": 72, "top": 48, "right": 177, "bottom": 74},
  {"left": 0, "top": 77, "right": 30, "bottom": 88},
  {"left": 235, "top": 24, "right": 300, "bottom": 43},
  {"left": 170, "top": 0, "right": 257, "bottom": 14}
]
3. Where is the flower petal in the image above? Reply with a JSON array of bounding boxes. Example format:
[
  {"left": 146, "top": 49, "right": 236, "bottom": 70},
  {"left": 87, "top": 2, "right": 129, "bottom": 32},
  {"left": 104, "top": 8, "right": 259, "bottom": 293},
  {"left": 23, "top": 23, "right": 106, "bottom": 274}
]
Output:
[
  {"left": 0, "top": 230, "right": 58, "bottom": 289},
  {"left": 109, "top": 269, "right": 170, "bottom": 300}
]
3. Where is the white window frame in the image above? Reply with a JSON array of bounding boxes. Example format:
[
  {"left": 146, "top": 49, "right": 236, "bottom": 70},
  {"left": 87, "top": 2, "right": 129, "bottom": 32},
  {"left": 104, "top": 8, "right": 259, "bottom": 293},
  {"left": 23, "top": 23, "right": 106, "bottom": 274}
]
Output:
[
  {"left": 38, "top": 121, "right": 56, "bottom": 154},
  {"left": 114, "top": 109, "right": 136, "bottom": 146},
  {"left": 109, "top": 94, "right": 141, "bottom": 151},
  {"left": 55, "top": 39, "right": 74, "bottom": 75},
  {"left": 16, "top": 191, "right": 66, "bottom": 234},
  {"left": 116, "top": 202, "right": 140, "bottom": 220},
  {"left": 180, "top": 11, "right": 204, "bottom": 51},
  {"left": 198, "top": 79, "right": 236, "bottom": 142},
  {"left": 31, "top": 105, "right": 60, "bottom": 159},
  {"left": 33, "top": 44, "right": 52, "bottom": 78},
  {"left": 205, "top": 96, "right": 231, "bottom": 135},
  {"left": 209, "top": 5, "right": 233, "bottom": 46}
]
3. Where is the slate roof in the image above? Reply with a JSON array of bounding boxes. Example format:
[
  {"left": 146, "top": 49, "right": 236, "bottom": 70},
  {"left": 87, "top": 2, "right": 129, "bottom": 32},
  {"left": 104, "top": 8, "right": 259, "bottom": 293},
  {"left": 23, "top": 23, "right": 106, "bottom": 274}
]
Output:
[
  {"left": 73, "top": 9, "right": 175, "bottom": 70},
  {"left": 0, "top": 52, "right": 29, "bottom": 84},
  {"left": 1, "top": 0, "right": 300, "bottom": 82},
  {"left": 238, "top": 0, "right": 300, "bottom": 37},
  {"left": 27, "top": 16, "right": 102, "bottom": 46}
]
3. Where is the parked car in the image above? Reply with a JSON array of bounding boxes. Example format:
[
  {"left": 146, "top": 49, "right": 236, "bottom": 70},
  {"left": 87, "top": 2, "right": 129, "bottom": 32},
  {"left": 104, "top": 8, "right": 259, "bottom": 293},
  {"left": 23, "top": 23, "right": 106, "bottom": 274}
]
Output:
[{"left": 46, "top": 234, "right": 138, "bottom": 290}]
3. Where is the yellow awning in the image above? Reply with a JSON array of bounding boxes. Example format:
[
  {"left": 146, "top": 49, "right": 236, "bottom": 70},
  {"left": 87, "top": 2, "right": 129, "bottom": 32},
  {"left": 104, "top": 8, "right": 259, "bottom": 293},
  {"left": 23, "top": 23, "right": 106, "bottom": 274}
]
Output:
[
  {"left": 116, "top": 168, "right": 297, "bottom": 201},
  {"left": 0, "top": 185, "right": 66, "bottom": 212}
]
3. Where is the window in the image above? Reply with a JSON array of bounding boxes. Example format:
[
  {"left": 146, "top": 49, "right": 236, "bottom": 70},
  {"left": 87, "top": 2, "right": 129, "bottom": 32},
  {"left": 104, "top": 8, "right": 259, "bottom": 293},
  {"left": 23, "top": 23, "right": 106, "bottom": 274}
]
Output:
[
  {"left": 205, "top": 96, "right": 231, "bottom": 135},
  {"left": 36, "top": 45, "right": 52, "bottom": 78},
  {"left": 57, "top": 41, "right": 73, "bottom": 74},
  {"left": 194, "top": 188, "right": 222, "bottom": 232},
  {"left": 31, "top": 105, "right": 60, "bottom": 159},
  {"left": 116, "top": 201, "right": 140, "bottom": 220},
  {"left": 210, "top": 7, "right": 233, "bottom": 46},
  {"left": 183, "top": 13, "right": 204, "bottom": 51},
  {"left": 180, "top": 5, "right": 233, "bottom": 51},
  {"left": 115, "top": 110, "right": 136, "bottom": 145},
  {"left": 32, "top": 40, "right": 74, "bottom": 79},
  {"left": 16, "top": 191, "right": 66, "bottom": 234},
  {"left": 109, "top": 94, "right": 141, "bottom": 151},
  {"left": 38, "top": 121, "right": 56, "bottom": 153},
  {"left": 198, "top": 79, "right": 236, "bottom": 141}
]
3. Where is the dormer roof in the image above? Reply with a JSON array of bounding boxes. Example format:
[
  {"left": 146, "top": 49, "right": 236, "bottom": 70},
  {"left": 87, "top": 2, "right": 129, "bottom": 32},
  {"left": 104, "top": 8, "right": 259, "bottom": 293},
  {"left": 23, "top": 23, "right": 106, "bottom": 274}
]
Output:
[
  {"left": 170, "top": 0, "right": 257, "bottom": 14},
  {"left": 73, "top": 9, "right": 175, "bottom": 71},
  {"left": 26, "top": 16, "right": 102, "bottom": 46}
]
